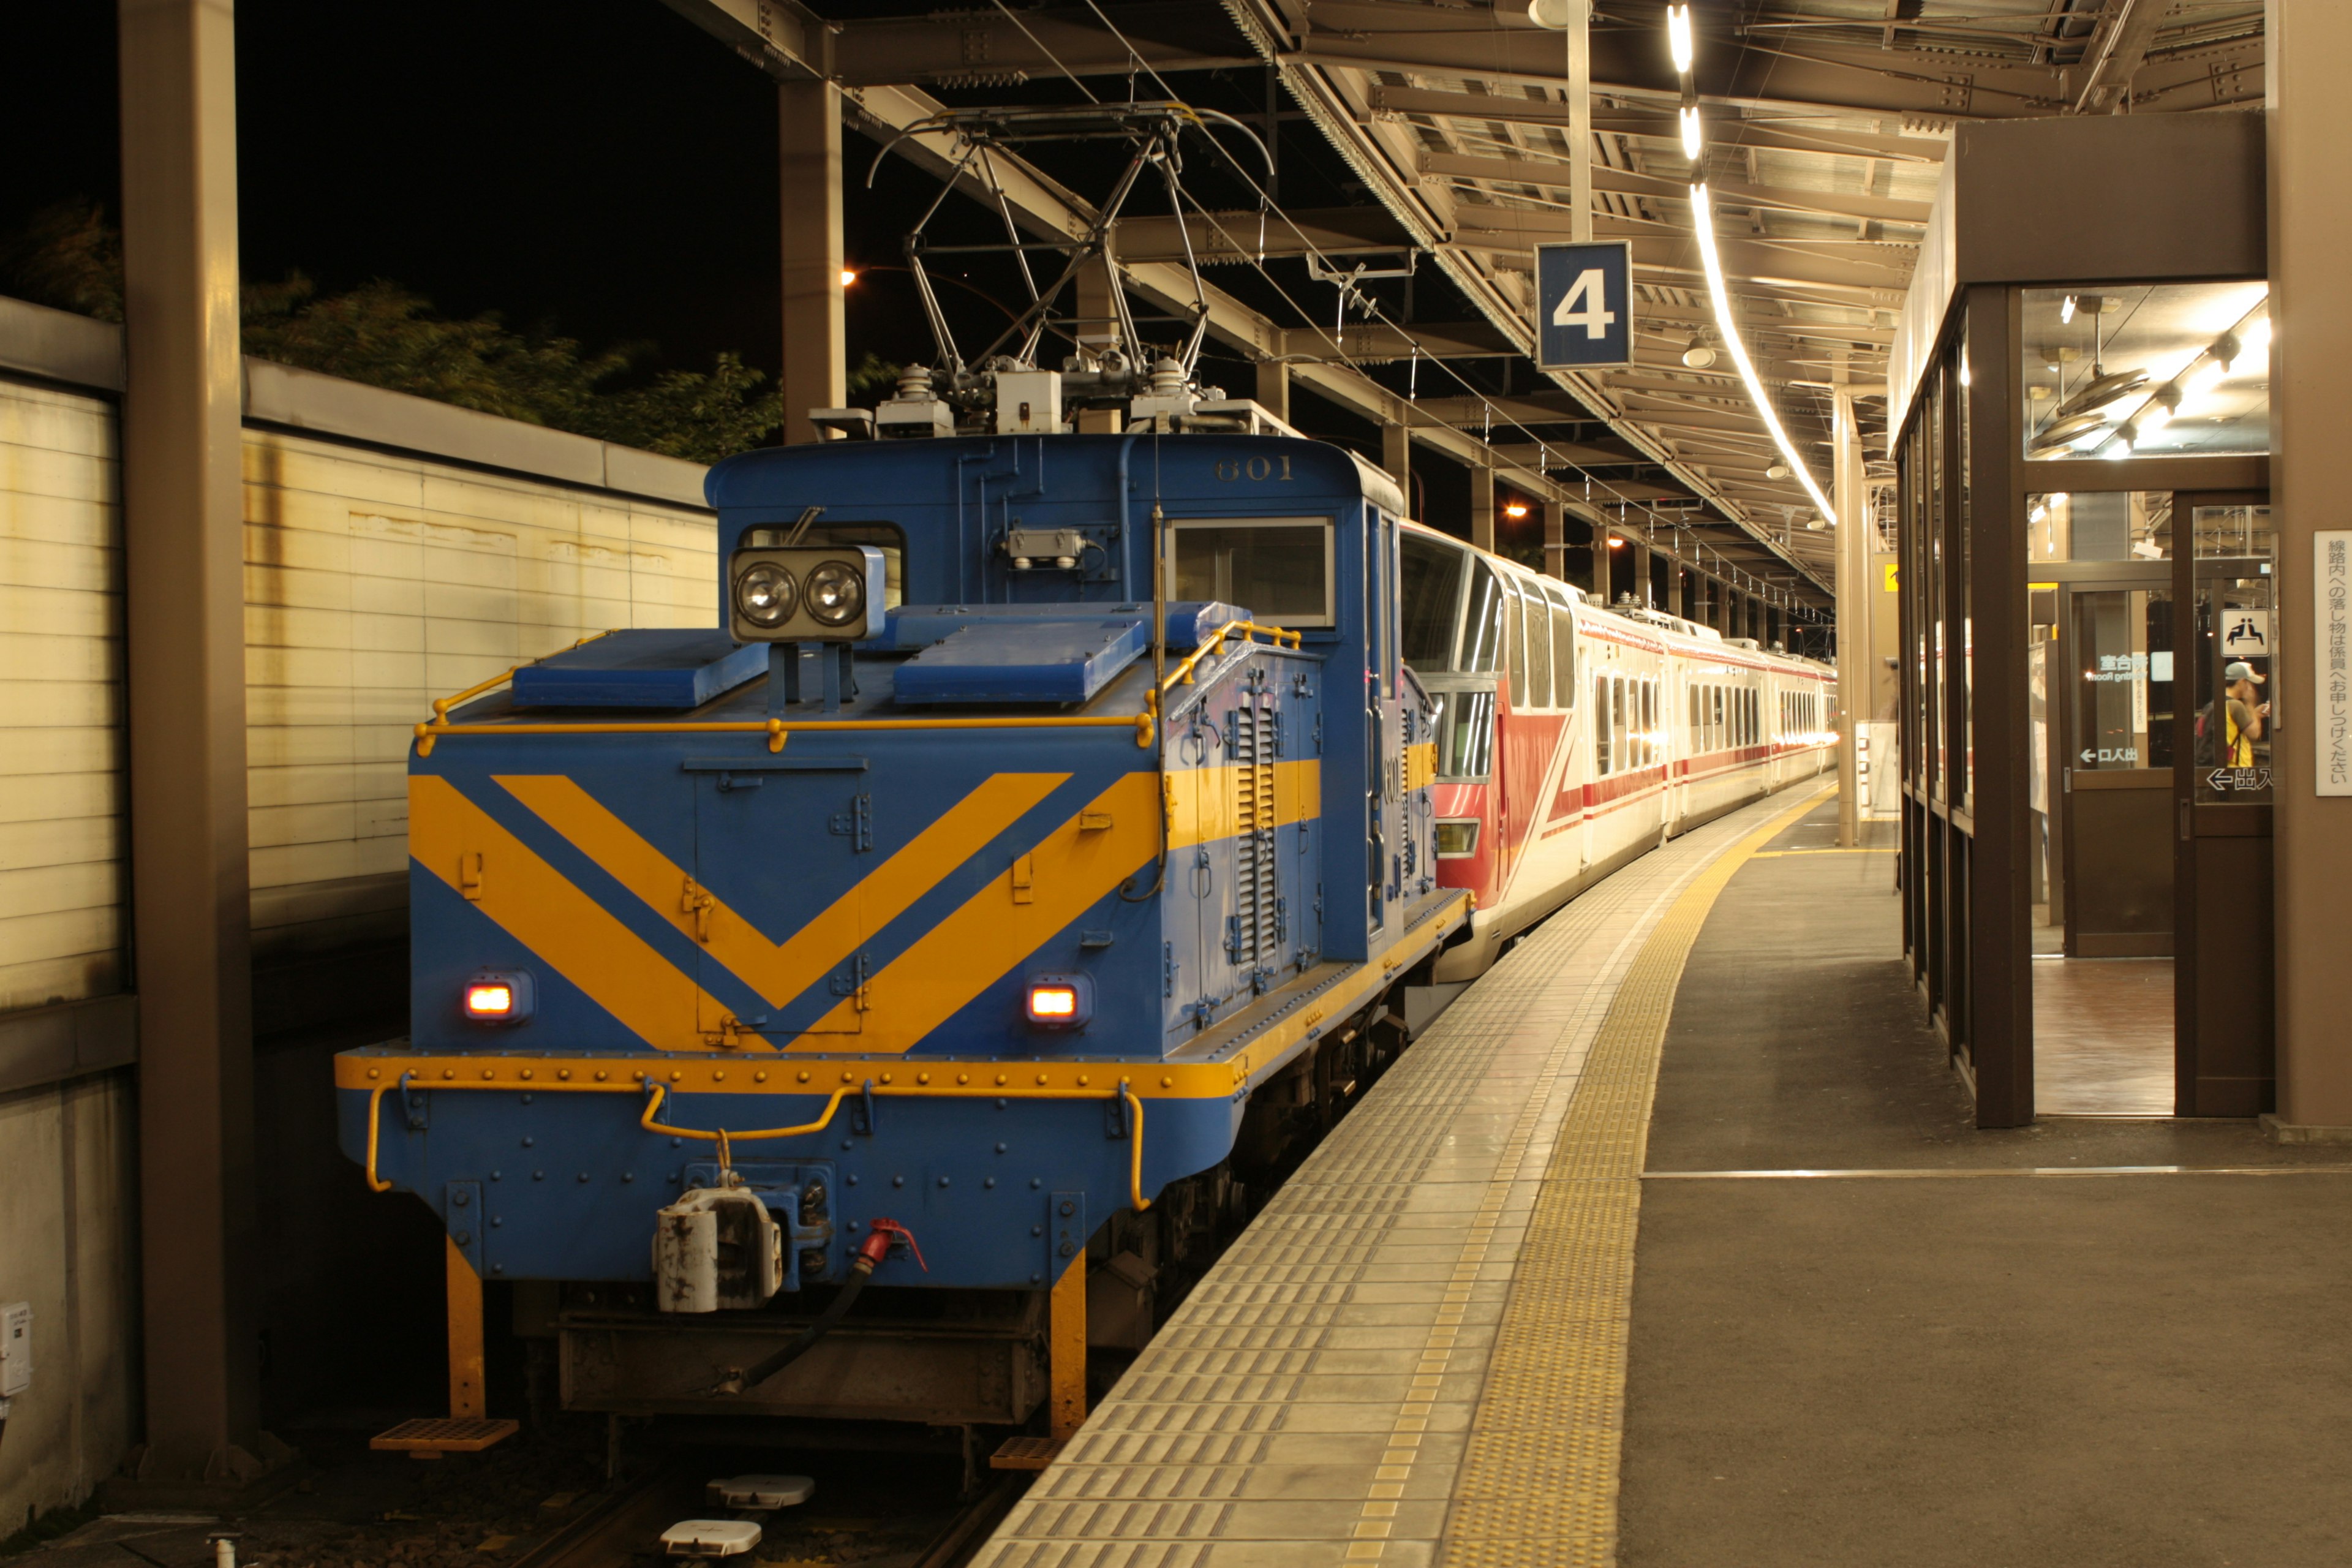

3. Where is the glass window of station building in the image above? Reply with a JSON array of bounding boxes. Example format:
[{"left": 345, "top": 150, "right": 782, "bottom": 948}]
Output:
[{"left": 1888, "top": 113, "right": 2272, "bottom": 1126}]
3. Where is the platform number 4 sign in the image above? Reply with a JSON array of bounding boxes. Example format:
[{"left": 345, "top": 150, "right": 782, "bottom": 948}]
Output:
[{"left": 1534, "top": 240, "right": 1632, "bottom": 370}]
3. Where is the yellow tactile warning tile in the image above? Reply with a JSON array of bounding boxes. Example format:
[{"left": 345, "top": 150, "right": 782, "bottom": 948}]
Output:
[
  {"left": 970, "top": 785, "right": 1830, "bottom": 1568},
  {"left": 1436, "top": 790, "right": 1826, "bottom": 1567}
]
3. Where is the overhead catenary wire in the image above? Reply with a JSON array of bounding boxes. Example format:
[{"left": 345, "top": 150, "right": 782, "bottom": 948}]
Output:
[{"left": 1056, "top": 0, "right": 1826, "bottom": 601}]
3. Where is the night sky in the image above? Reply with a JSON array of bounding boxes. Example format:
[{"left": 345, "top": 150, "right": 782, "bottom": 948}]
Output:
[
  {"left": 1, "top": 2, "right": 1544, "bottom": 543},
  {"left": 1, "top": 3, "right": 1057, "bottom": 383}
]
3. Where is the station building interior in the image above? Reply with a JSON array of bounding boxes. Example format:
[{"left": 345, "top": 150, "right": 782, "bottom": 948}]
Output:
[{"left": 4, "top": 1, "right": 2350, "bottom": 1566}]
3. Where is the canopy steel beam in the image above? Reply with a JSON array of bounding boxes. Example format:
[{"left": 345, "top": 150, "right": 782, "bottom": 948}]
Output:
[
  {"left": 1419, "top": 151, "right": 1935, "bottom": 228},
  {"left": 1368, "top": 88, "right": 1952, "bottom": 162}
]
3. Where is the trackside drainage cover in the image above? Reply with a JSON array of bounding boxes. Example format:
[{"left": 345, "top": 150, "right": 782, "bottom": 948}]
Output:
[
  {"left": 660, "top": 1521, "right": 762, "bottom": 1558},
  {"left": 706, "top": 1475, "right": 814, "bottom": 1510}
]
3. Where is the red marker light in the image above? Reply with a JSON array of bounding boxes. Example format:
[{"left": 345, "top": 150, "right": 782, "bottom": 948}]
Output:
[
  {"left": 1028, "top": 985, "right": 1079, "bottom": 1019},
  {"left": 465, "top": 982, "right": 514, "bottom": 1017}
]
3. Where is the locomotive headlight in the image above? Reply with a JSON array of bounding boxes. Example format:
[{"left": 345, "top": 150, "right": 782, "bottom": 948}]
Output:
[
  {"left": 735, "top": 563, "right": 797, "bottom": 628},
  {"left": 726, "top": 544, "right": 884, "bottom": 642},
  {"left": 805, "top": 561, "right": 865, "bottom": 627},
  {"left": 462, "top": 970, "right": 535, "bottom": 1025}
]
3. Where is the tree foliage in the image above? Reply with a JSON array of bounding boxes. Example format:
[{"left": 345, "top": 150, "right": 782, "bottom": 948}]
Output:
[{"left": 0, "top": 200, "right": 792, "bottom": 464}]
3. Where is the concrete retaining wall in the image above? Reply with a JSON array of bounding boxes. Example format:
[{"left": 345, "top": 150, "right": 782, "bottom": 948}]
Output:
[{"left": 0, "top": 292, "right": 721, "bottom": 1526}]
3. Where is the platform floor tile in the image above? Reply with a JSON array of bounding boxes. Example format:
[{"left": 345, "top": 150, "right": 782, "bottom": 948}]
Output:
[{"left": 972, "top": 785, "right": 1830, "bottom": 1568}]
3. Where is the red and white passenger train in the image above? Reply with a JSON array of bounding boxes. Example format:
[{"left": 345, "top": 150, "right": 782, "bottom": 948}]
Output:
[{"left": 1400, "top": 521, "right": 1837, "bottom": 983}]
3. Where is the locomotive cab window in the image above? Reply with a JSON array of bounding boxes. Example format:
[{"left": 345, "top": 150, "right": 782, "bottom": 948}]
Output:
[{"left": 1168, "top": 517, "right": 1334, "bottom": 628}]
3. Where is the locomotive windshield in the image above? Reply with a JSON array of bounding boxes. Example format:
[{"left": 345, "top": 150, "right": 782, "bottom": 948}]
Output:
[
  {"left": 1169, "top": 518, "right": 1333, "bottom": 626},
  {"left": 1430, "top": 688, "right": 1497, "bottom": 781}
]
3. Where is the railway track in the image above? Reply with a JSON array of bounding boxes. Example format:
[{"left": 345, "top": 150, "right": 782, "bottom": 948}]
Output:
[{"left": 508, "top": 1456, "right": 1025, "bottom": 1568}]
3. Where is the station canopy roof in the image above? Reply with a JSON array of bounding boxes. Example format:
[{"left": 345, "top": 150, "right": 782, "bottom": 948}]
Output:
[{"left": 666, "top": 0, "right": 2267, "bottom": 612}]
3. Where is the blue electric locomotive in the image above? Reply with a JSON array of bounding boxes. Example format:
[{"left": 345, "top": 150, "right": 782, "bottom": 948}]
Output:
[{"left": 337, "top": 396, "right": 1469, "bottom": 1439}]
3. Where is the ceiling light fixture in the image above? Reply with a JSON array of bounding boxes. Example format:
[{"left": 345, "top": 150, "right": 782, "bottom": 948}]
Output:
[
  {"left": 1679, "top": 105, "right": 1703, "bottom": 159},
  {"left": 1682, "top": 333, "right": 1716, "bottom": 369},
  {"left": 1667, "top": 4, "right": 1694, "bottom": 72},
  {"left": 2059, "top": 295, "right": 2077, "bottom": 325},
  {"left": 1688, "top": 185, "right": 1836, "bottom": 523}
]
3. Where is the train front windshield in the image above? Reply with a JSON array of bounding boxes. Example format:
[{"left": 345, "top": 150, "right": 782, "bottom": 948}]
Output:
[
  {"left": 1401, "top": 533, "right": 1502, "bottom": 783},
  {"left": 1427, "top": 688, "right": 1497, "bottom": 780}
]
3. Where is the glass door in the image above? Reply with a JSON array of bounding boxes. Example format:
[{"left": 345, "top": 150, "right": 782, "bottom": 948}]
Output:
[
  {"left": 2057, "top": 579, "right": 2176, "bottom": 958},
  {"left": 2174, "top": 498, "right": 2276, "bottom": 1114}
]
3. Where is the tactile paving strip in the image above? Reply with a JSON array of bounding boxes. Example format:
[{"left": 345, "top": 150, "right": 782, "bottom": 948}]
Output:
[
  {"left": 970, "top": 786, "right": 1830, "bottom": 1568},
  {"left": 1437, "top": 791, "right": 1827, "bottom": 1567}
]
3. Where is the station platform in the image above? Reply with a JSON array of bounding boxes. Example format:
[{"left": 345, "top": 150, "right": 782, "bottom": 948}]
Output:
[{"left": 973, "top": 785, "right": 2352, "bottom": 1568}]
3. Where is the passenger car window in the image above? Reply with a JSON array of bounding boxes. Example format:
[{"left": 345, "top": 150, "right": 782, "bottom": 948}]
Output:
[
  {"left": 1594, "top": 674, "right": 1613, "bottom": 775},
  {"left": 1524, "top": 585, "right": 1553, "bottom": 709},
  {"left": 1504, "top": 586, "right": 1527, "bottom": 709},
  {"left": 1551, "top": 602, "right": 1576, "bottom": 696},
  {"left": 1460, "top": 558, "right": 1506, "bottom": 673}
]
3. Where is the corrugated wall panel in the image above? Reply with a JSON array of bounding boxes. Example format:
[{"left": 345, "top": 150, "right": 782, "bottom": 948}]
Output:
[
  {"left": 0, "top": 380, "right": 125, "bottom": 1012},
  {"left": 240, "top": 431, "right": 717, "bottom": 959}
]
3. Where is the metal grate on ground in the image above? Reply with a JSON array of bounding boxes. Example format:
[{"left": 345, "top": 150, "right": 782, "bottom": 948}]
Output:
[{"left": 971, "top": 786, "right": 1831, "bottom": 1568}]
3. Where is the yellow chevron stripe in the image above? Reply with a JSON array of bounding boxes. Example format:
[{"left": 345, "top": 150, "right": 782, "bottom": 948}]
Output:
[
  {"left": 1165, "top": 759, "right": 1321, "bottom": 851},
  {"left": 496, "top": 771, "right": 1069, "bottom": 1012},
  {"left": 795, "top": 771, "right": 1161, "bottom": 1053},
  {"left": 409, "top": 775, "right": 736, "bottom": 1051}
]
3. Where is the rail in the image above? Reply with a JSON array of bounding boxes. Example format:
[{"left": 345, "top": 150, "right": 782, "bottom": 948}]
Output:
[
  {"left": 415, "top": 711, "right": 1154, "bottom": 756},
  {"left": 1158, "top": 619, "right": 1303, "bottom": 695},
  {"left": 409, "top": 620, "right": 1302, "bottom": 758}
]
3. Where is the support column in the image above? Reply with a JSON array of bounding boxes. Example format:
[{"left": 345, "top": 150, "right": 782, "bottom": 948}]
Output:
[
  {"left": 1383, "top": 423, "right": 1413, "bottom": 514},
  {"left": 1588, "top": 530, "right": 1610, "bottom": 602},
  {"left": 780, "top": 80, "right": 845, "bottom": 442},
  {"left": 1834, "top": 387, "right": 1866, "bottom": 846},
  {"left": 1542, "top": 500, "right": 1566, "bottom": 582},
  {"left": 1667, "top": 560, "right": 1686, "bottom": 617},
  {"left": 118, "top": 0, "right": 258, "bottom": 1477},
  {"left": 1254, "top": 360, "right": 1291, "bottom": 423},
  {"left": 1470, "top": 459, "right": 1495, "bottom": 552},
  {"left": 2271, "top": 0, "right": 2352, "bottom": 1126}
]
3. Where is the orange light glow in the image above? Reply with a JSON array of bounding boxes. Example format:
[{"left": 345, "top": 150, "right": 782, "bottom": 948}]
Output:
[
  {"left": 1607, "top": 537, "right": 1627, "bottom": 549},
  {"left": 1029, "top": 985, "right": 1079, "bottom": 1019},
  {"left": 465, "top": 983, "right": 513, "bottom": 1016},
  {"left": 840, "top": 269, "right": 859, "bottom": 287},
  {"left": 1502, "top": 502, "right": 1529, "bottom": 520}
]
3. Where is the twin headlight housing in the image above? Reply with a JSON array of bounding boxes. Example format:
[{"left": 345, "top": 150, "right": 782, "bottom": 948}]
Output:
[{"left": 728, "top": 545, "right": 886, "bottom": 642}]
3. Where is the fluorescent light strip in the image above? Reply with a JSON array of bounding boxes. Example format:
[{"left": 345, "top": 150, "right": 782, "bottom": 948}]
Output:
[{"left": 1688, "top": 181, "right": 1838, "bottom": 522}]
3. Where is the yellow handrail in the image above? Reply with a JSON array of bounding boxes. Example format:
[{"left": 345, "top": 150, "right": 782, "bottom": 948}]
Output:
[
  {"left": 415, "top": 710, "right": 1155, "bottom": 756},
  {"left": 638, "top": 1078, "right": 1153, "bottom": 1213},
  {"left": 1160, "top": 620, "right": 1303, "bottom": 693},
  {"left": 639, "top": 1082, "right": 856, "bottom": 1142},
  {"left": 364, "top": 1079, "right": 396, "bottom": 1193},
  {"left": 429, "top": 630, "right": 612, "bottom": 723}
]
